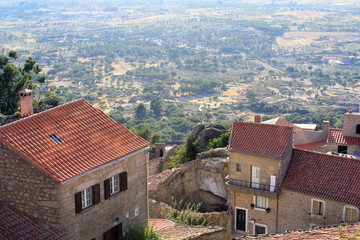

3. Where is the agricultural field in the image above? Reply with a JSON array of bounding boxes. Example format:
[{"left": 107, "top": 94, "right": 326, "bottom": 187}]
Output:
[{"left": 1, "top": 0, "right": 360, "bottom": 142}]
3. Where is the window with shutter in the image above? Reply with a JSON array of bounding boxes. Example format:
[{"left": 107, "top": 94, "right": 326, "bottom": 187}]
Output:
[
  {"left": 311, "top": 199, "right": 324, "bottom": 215},
  {"left": 344, "top": 206, "right": 358, "bottom": 223},
  {"left": 255, "top": 196, "right": 267, "bottom": 209},
  {"left": 120, "top": 171, "right": 128, "bottom": 192},
  {"left": 357, "top": 125, "right": 360, "bottom": 134}
]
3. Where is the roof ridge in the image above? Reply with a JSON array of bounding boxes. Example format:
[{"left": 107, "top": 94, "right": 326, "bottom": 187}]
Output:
[
  {"left": 0, "top": 98, "right": 85, "bottom": 130},
  {"left": 233, "top": 121, "right": 294, "bottom": 130}
]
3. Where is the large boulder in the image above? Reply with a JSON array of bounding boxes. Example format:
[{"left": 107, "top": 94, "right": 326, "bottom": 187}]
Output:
[{"left": 188, "top": 124, "right": 227, "bottom": 151}]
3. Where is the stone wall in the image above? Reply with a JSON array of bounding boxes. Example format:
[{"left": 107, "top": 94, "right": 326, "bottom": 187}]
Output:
[
  {"left": 278, "top": 190, "right": 360, "bottom": 233},
  {"left": 149, "top": 198, "right": 231, "bottom": 229},
  {"left": 0, "top": 140, "right": 61, "bottom": 229},
  {"left": 228, "top": 190, "right": 278, "bottom": 235},
  {"left": 293, "top": 129, "right": 328, "bottom": 146},
  {"left": 58, "top": 149, "right": 149, "bottom": 240},
  {"left": 343, "top": 113, "right": 360, "bottom": 137},
  {"left": 229, "top": 151, "right": 281, "bottom": 186}
]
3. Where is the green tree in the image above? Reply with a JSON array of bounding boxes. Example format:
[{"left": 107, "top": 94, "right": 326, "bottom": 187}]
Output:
[
  {"left": 0, "top": 51, "right": 45, "bottom": 115},
  {"left": 150, "top": 97, "right": 162, "bottom": 117},
  {"left": 150, "top": 132, "right": 161, "bottom": 145},
  {"left": 135, "top": 103, "right": 147, "bottom": 119}
]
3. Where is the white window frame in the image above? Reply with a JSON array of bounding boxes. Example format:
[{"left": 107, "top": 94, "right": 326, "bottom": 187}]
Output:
[
  {"left": 81, "top": 187, "right": 92, "bottom": 209},
  {"left": 343, "top": 206, "right": 359, "bottom": 223},
  {"left": 236, "top": 163, "right": 241, "bottom": 172},
  {"left": 254, "top": 195, "right": 267, "bottom": 210},
  {"left": 253, "top": 223, "right": 267, "bottom": 234},
  {"left": 311, "top": 199, "right": 325, "bottom": 216},
  {"left": 110, "top": 175, "right": 119, "bottom": 195},
  {"left": 234, "top": 207, "right": 248, "bottom": 232}
]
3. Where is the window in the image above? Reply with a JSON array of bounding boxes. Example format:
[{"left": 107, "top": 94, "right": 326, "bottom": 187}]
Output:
[
  {"left": 82, "top": 187, "right": 92, "bottom": 209},
  {"left": 236, "top": 163, "right": 241, "bottom": 172},
  {"left": 338, "top": 145, "right": 347, "bottom": 154},
  {"left": 311, "top": 199, "right": 325, "bottom": 216},
  {"left": 104, "top": 171, "right": 128, "bottom": 200},
  {"left": 50, "top": 133, "right": 63, "bottom": 144},
  {"left": 254, "top": 223, "right": 267, "bottom": 234},
  {"left": 75, "top": 184, "right": 100, "bottom": 214},
  {"left": 110, "top": 175, "right": 119, "bottom": 195},
  {"left": 255, "top": 196, "right": 267, "bottom": 209},
  {"left": 357, "top": 125, "right": 360, "bottom": 134},
  {"left": 343, "top": 206, "right": 359, "bottom": 223}
]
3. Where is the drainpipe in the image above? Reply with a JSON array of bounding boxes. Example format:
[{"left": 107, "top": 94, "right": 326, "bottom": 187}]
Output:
[{"left": 276, "top": 191, "right": 279, "bottom": 233}]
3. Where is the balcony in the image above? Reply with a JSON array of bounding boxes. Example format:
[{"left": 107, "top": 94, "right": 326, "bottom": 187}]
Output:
[{"left": 225, "top": 176, "right": 279, "bottom": 198}]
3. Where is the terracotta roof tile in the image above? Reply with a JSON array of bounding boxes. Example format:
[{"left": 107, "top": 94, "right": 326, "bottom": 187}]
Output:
[
  {"left": 229, "top": 122, "right": 293, "bottom": 157},
  {"left": 281, "top": 149, "right": 360, "bottom": 205},
  {"left": 262, "top": 117, "right": 301, "bottom": 129},
  {"left": 236, "top": 223, "right": 358, "bottom": 239},
  {"left": 0, "top": 204, "right": 63, "bottom": 239},
  {"left": 0, "top": 99, "right": 149, "bottom": 182},
  {"left": 327, "top": 128, "right": 360, "bottom": 146},
  {"left": 294, "top": 140, "right": 327, "bottom": 151},
  {"left": 149, "top": 219, "right": 225, "bottom": 240}
]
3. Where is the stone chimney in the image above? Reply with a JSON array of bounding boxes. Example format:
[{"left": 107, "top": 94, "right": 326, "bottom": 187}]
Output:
[
  {"left": 322, "top": 121, "right": 329, "bottom": 135},
  {"left": 19, "top": 89, "right": 33, "bottom": 117},
  {"left": 254, "top": 115, "right": 261, "bottom": 123}
]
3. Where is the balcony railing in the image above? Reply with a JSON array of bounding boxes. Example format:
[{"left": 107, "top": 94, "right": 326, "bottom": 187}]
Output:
[{"left": 225, "top": 175, "right": 279, "bottom": 193}]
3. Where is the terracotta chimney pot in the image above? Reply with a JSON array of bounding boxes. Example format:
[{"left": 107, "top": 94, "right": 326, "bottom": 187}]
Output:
[{"left": 254, "top": 115, "right": 261, "bottom": 123}]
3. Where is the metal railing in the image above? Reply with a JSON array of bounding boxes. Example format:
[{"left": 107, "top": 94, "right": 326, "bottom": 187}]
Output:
[{"left": 225, "top": 175, "right": 279, "bottom": 192}]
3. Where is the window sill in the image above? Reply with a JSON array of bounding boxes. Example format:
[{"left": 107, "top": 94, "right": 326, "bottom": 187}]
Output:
[
  {"left": 80, "top": 205, "right": 94, "bottom": 213},
  {"left": 254, "top": 207, "right": 266, "bottom": 211},
  {"left": 109, "top": 191, "right": 121, "bottom": 199}
]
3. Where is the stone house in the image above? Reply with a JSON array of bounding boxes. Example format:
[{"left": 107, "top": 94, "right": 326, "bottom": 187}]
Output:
[
  {"left": 279, "top": 149, "right": 360, "bottom": 232},
  {"left": 0, "top": 91, "right": 150, "bottom": 239},
  {"left": 227, "top": 113, "right": 360, "bottom": 237},
  {"left": 225, "top": 122, "right": 293, "bottom": 236}
]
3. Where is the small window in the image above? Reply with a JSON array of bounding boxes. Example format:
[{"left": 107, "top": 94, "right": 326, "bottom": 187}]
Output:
[
  {"left": 82, "top": 187, "right": 92, "bottom": 209},
  {"left": 110, "top": 175, "right": 119, "bottom": 195},
  {"left": 357, "top": 125, "right": 360, "bottom": 134},
  {"left": 312, "top": 199, "right": 324, "bottom": 216},
  {"left": 254, "top": 224, "right": 267, "bottom": 234},
  {"left": 50, "top": 133, "right": 63, "bottom": 144},
  {"left": 236, "top": 163, "right": 241, "bottom": 172},
  {"left": 344, "top": 206, "right": 359, "bottom": 223},
  {"left": 338, "top": 145, "right": 347, "bottom": 154},
  {"left": 255, "top": 196, "right": 267, "bottom": 209}
]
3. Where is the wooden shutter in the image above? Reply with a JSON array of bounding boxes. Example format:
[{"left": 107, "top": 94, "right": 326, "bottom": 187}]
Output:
[
  {"left": 117, "top": 222, "right": 123, "bottom": 240},
  {"left": 92, "top": 184, "right": 100, "bottom": 205},
  {"left": 120, "top": 172, "right": 128, "bottom": 192},
  {"left": 75, "top": 191, "right": 82, "bottom": 214},
  {"left": 104, "top": 179, "right": 110, "bottom": 200}
]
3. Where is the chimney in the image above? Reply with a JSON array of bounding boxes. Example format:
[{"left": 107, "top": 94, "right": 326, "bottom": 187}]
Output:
[
  {"left": 322, "top": 121, "right": 329, "bottom": 135},
  {"left": 19, "top": 89, "right": 33, "bottom": 117},
  {"left": 254, "top": 115, "right": 261, "bottom": 123}
]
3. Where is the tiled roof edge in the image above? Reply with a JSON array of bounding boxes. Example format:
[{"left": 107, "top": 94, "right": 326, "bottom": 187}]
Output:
[{"left": 0, "top": 98, "right": 85, "bottom": 129}]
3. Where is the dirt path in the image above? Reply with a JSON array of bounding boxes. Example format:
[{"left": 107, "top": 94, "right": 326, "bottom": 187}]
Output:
[{"left": 251, "top": 59, "right": 283, "bottom": 73}]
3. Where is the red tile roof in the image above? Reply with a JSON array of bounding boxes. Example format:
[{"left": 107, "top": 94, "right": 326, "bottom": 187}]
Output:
[
  {"left": 294, "top": 140, "right": 327, "bottom": 151},
  {"left": 0, "top": 99, "right": 149, "bottom": 182},
  {"left": 327, "top": 128, "right": 360, "bottom": 146},
  {"left": 0, "top": 204, "right": 63, "bottom": 239},
  {"left": 281, "top": 149, "right": 360, "bottom": 205},
  {"left": 262, "top": 117, "right": 301, "bottom": 129},
  {"left": 149, "top": 219, "right": 225, "bottom": 240},
  {"left": 236, "top": 223, "right": 358, "bottom": 239},
  {"left": 229, "top": 122, "right": 293, "bottom": 157}
]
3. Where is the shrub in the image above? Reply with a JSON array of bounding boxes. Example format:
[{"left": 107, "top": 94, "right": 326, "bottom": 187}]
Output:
[
  {"left": 207, "top": 131, "right": 231, "bottom": 150},
  {"left": 162, "top": 199, "right": 211, "bottom": 227},
  {"left": 169, "top": 139, "right": 199, "bottom": 167},
  {"left": 124, "top": 224, "right": 161, "bottom": 240}
]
